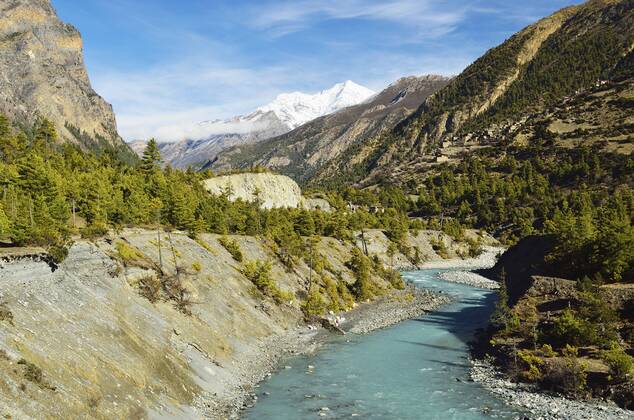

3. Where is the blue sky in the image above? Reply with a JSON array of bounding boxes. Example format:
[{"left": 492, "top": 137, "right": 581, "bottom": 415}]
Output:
[{"left": 51, "top": 0, "right": 582, "bottom": 141}]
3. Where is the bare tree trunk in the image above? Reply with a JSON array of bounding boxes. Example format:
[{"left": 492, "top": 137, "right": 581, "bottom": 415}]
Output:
[
  {"left": 308, "top": 238, "right": 313, "bottom": 290},
  {"left": 156, "top": 209, "right": 163, "bottom": 272},
  {"left": 167, "top": 230, "right": 179, "bottom": 278},
  {"left": 360, "top": 229, "right": 368, "bottom": 256}
]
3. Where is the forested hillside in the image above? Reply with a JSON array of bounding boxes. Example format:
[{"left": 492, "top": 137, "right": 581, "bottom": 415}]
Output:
[
  {"left": 0, "top": 116, "right": 439, "bottom": 267},
  {"left": 314, "top": 0, "right": 633, "bottom": 187}
]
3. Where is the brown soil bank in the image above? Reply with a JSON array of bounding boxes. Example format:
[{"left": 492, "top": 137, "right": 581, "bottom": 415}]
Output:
[{"left": 0, "top": 228, "right": 479, "bottom": 418}]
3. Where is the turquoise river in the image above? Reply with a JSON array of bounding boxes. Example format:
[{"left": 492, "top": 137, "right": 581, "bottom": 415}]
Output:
[{"left": 244, "top": 268, "right": 529, "bottom": 419}]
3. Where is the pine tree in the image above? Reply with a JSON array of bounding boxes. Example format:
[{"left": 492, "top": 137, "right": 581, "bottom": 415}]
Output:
[
  {"left": 140, "top": 138, "right": 162, "bottom": 173},
  {"left": 294, "top": 211, "right": 316, "bottom": 236},
  {"left": 0, "top": 203, "right": 9, "bottom": 235},
  {"left": 348, "top": 247, "right": 373, "bottom": 300},
  {"left": 33, "top": 119, "right": 57, "bottom": 152},
  {"left": 491, "top": 268, "right": 511, "bottom": 329}
]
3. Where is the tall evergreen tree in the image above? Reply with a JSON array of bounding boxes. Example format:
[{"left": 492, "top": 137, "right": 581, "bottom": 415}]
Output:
[{"left": 141, "top": 138, "right": 162, "bottom": 173}]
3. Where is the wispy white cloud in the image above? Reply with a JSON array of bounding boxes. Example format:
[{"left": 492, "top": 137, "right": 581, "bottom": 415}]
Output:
[
  {"left": 78, "top": 0, "right": 574, "bottom": 143},
  {"left": 95, "top": 62, "right": 296, "bottom": 141},
  {"left": 249, "top": 0, "right": 467, "bottom": 38}
]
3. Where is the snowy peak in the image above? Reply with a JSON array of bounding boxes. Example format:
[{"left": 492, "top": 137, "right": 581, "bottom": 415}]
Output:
[
  {"left": 258, "top": 80, "right": 376, "bottom": 129},
  {"left": 129, "top": 81, "right": 376, "bottom": 169}
]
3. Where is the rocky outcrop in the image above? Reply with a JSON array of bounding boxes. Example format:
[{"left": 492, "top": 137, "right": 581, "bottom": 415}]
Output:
[
  {"left": 0, "top": 0, "right": 124, "bottom": 148},
  {"left": 355, "top": 228, "right": 498, "bottom": 270},
  {"left": 478, "top": 234, "right": 557, "bottom": 304},
  {"left": 203, "top": 172, "right": 333, "bottom": 211},
  {"left": 203, "top": 173, "right": 304, "bottom": 209}
]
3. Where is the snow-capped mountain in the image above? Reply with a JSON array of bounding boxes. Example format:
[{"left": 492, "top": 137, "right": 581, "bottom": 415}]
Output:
[
  {"left": 130, "top": 81, "right": 376, "bottom": 169},
  {"left": 258, "top": 80, "right": 376, "bottom": 129}
]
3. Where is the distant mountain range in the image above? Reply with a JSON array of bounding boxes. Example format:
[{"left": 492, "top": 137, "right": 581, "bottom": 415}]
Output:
[
  {"left": 218, "top": 0, "right": 633, "bottom": 187},
  {"left": 211, "top": 75, "right": 451, "bottom": 182},
  {"left": 129, "top": 81, "right": 376, "bottom": 168}
]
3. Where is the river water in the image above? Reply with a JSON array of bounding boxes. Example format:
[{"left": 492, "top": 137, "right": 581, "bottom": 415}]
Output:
[{"left": 244, "top": 269, "right": 526, "bottom": 419}]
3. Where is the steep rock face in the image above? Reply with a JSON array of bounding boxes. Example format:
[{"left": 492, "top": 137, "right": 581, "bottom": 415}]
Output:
[
  {"left": 213, "top": 75, "right": 450, "bottom": 184},
  {"left": 203, "top": 173, "right": 304, "bottom": 209},
  {"left": 0, "top": 0, "right": 124, "bottom": 148},
  {"left": 315, "top": 0, "right": 634, "bottom": 186}
]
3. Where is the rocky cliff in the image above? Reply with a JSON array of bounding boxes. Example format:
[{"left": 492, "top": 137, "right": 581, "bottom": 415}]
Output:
[
  {"left": 203, "top": 172, "right": 331, "bottom": 210},
  {"left": 0, "top": 0, "right": 125, "bottom": 149},
  {"left": 0, "top": 228, "right": 478, "bottom": 418}
]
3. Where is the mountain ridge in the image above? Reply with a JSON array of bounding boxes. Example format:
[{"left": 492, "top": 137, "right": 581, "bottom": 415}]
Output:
[
  {"left": 131, "top": 80, "right": 375, "bottom": 168},
  {"left": 340, "top": 0, "right": 634, "bottom": 187},
  {"left": 212, "top": 74, "right": 451, "bottom": 182}
]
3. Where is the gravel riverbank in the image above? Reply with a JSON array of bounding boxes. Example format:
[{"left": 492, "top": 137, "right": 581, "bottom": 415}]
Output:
[
  {"left": 470, "top": 359, "right": 632, "bottom": 420},
  {"left": 439, "top": 270, "right": 500, "bottom": 289},
  {"left": 418, "top": 246, "right": 504, "bottom": 270},
  {"left": 203, "top": 286, "right": 450, "bottom": 419},
  {"left": 343, "top": 286, "right": 451, "bottom": 335}
]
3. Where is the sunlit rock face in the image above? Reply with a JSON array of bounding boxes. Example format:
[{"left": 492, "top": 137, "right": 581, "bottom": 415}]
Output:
[
  {"left": 203, "top": 173, "right": 305, "bottom": 209},
  {"left": 0, "top": 0, "right": 123, "bottom": 147}
]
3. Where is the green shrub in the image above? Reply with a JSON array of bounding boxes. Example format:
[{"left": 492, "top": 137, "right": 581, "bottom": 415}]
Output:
[
  {"left": 302, "top": 286, "right": 326, "bottom": 316},
  {"left": 80, "top": 223, "right": 109, "bottom": 239},
  {"left": 347, "top": 247, "right": 374, "bottom": 300},
  {"left": 192, "top": 260, "right": 202, "bottom": 272},
  {"left": 518, "top": 349, "right": 544, "bottom": 382},
  {"left": 115, "top": 241, "right": 145, "bottom": 266},
  {"left": 48, "top": 243, "right": 70, "bottom": 264},
  {"left": 242, "top": 260, "right": 287, "bottom": 304},
  {"left": 536, "top": 344, "right": 557, "bottom": 358},
  {"left": 466, "top": 238, "right": 483, "bottom": 257},
  {"left": 385, "top": 268, "right": 405, "bottom": 290},
  {"left": 543, "top": 308, "right": 599, "bottom": 348},
  {"left": 218, "top": 236, "right": 243, "bottom": 262},
  {"left": 337, "top": 278, "right": 355, "bottom": 310},
  {"left": 324, "top": 277, "right": 341, "bottom": 312},
  {"left": 602, "top": 343, "right": 633, "bottom": 383},
  {"left": 542, "top": 345, "right": 587, "bottom": 396},
  {"left": 430, "top": 238, "right": 449, "bottom": 259}
]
